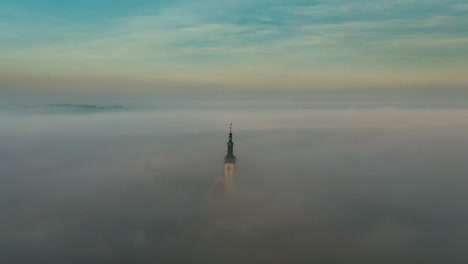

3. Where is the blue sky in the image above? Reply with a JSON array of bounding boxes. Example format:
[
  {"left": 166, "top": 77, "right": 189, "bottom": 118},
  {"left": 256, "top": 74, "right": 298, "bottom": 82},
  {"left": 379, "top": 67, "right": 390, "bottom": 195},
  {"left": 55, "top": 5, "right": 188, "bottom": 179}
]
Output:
[{"left": 1, "top": 0, "right": 467, "bottom": 93}]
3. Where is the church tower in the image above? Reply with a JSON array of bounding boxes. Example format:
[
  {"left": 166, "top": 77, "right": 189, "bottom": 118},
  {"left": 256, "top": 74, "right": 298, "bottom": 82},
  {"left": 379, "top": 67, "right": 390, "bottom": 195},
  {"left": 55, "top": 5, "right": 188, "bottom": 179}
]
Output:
[
  {"left": 223, "top": 124, "right": 236, "bottom": 197},
  {"left": 208, "top": 124, "right": 237, "bottom": 199}
]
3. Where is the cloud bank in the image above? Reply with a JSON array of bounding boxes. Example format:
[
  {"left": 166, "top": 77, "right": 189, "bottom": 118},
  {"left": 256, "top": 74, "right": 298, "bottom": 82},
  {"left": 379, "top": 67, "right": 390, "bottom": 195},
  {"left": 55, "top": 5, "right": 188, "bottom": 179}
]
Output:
[{"left": 1, "top": 103, "right": 467, "bottom": 263}]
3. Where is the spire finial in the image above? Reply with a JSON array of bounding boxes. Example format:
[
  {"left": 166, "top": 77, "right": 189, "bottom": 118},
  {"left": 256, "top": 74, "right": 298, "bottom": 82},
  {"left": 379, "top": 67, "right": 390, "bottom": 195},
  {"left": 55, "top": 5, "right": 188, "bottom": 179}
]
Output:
[{"left": 230, "top": 123, "right": 232, "bottom": 133}]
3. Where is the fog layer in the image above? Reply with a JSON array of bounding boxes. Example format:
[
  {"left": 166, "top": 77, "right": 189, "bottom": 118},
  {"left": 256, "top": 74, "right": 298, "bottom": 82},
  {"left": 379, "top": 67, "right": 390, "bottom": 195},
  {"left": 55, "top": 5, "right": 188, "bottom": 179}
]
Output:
[{"left": 1, "top": 103, "right": 467, "bottom": 263}]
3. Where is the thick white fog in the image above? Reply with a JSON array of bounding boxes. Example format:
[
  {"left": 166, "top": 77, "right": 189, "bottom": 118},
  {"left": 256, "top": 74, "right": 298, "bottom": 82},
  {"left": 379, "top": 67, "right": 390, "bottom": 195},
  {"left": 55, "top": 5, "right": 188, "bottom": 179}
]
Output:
[{"left": 1, "top": 102, "right": 468, "bottom": 263}]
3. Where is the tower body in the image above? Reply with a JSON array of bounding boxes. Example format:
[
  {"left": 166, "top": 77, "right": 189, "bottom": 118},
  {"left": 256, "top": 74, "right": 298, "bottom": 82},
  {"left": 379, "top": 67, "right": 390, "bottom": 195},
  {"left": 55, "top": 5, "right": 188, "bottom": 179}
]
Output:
[{"left": 223, "top": 162, "right": 236, "bottom": 197}]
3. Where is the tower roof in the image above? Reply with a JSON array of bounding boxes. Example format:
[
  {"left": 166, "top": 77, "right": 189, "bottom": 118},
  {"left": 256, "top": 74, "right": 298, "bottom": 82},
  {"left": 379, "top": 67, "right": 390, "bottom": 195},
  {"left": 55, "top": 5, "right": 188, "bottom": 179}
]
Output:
[{"left": 224, "top": 124, "right": 236, "bottom": 163}]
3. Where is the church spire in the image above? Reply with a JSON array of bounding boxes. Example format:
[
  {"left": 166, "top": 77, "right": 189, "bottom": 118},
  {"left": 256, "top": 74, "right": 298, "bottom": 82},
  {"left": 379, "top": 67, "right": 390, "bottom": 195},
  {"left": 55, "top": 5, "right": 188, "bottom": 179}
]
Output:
[{"left": 225, "top": 124, "right": 236, "bottom": 163}]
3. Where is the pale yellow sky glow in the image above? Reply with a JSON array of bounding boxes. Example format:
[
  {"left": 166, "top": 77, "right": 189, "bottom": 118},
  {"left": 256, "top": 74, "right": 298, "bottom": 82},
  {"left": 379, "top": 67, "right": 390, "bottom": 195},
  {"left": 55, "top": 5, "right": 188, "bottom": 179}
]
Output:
[{"left": 1, "top": 0, "right": 467, "bottom": 93}]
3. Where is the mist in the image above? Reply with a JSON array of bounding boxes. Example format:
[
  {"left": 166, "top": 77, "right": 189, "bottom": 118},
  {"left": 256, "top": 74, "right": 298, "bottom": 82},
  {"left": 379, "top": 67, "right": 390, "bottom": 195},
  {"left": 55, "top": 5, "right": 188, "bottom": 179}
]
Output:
[{"left": 1, "top": 100, "right": 467, "bottom": 264}]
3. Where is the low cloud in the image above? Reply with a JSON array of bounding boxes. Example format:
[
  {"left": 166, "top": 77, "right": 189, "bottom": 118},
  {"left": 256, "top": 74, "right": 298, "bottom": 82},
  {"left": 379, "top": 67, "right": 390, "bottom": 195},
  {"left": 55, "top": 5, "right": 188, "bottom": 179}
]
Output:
[{"left": 1, "top": 104, "right": 467, "bottom": 263}]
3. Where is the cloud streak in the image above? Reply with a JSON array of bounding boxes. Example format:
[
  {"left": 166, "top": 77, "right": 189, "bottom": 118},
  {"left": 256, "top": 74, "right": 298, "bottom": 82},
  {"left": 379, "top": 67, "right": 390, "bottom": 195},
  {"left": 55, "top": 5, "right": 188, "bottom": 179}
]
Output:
[{"left": 0, "top": 0, "right": 467, "bottom": 93}]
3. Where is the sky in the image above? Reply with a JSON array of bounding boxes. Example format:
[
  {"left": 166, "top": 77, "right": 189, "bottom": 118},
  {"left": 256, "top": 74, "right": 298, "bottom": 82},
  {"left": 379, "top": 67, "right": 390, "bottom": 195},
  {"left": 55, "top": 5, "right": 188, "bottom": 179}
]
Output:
[
  {"left": 1, "top": 0, "right": 468, "bottom": 94},
  {"left": 1, "top": 2, "right": 468, "bottom": 263}
]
